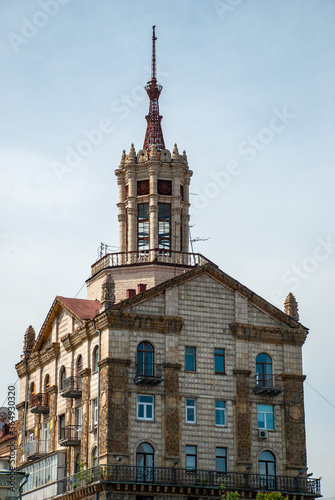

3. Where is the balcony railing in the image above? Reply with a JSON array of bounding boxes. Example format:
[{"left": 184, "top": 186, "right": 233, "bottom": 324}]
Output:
[
  {"left": 23, "top": 440, "right": 48, "bottom": 460},
  {"left": 253, "top": 374, "right": 283, "bottom": 395},
  {"left": 133, "top": 363, "right": 163, "bottom": 385},
  {"left": 56, "top": 465, "right": 321, "bottom": 496},
  {"left": 91, "top": 249, "right": 213, "bottom": 276},
  {"left": 59, "top": 425, "right": 81, "bottom": 447},
  {"left": 60, "top": 376, "right": 82, "bottom": 398},
  {"left": 29, "top": 393, "right": 50, "bottom": 414}
]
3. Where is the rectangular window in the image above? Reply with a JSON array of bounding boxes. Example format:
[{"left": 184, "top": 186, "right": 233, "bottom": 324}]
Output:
[
  {"left": 186, "top": 399, "right": 196, "bottom": 423},
  {"left": 59, "top": 414, "right": 65, "bottom": 440},
  {"left": 92, "top": 398, "right": 98, "bottom": 425},
  {"left": 137, "top": 395, "right": 154, "bottom": 421},
  {"left": 215, "top": 400, "right": 226, "bottom": 426},
  {"left": 257, "top": 404, "right": 274, "bottom": 430},
  {"left": 158, "top": 203, "right": 171, "bottom": 249},
  {"left": 43, "top": 422, "right": 49, "bottom": 453},
  {"left": 216, "top": 447, "right": 227, "bottom": 472},
  {"left": 186, "top": 445, "right": 197, "bottom": 470},
  {"left": 185, "top": 346, "right": 196, "bottom": 371},
  {"left": 138, "top": 203, "right": 150, "bottom": 250},
  {"left": 75, "top": 407, "right": 82, "bottom": 438},
  {"left": 214, "top": 348, "right": 225, "bottom": 374}
]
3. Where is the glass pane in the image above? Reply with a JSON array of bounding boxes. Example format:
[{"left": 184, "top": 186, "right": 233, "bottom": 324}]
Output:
[
  {"left": 258, "top": 413, "right": 265, "bottom": 428},
  {"left": 138, "top": 405, "right": 144, "bottom": 418},
  {"left": 267, "top": 413, "right": 274, "bottom": 430},
  {"left": 215, "top": 355, "right": 224, "bottom": 373},
  {"left": 158, "top": 204, "right": 170, "bottom": 219},
  {"left": 186, "top": 347, "right": 195, "bottom": 371},
  {"left": 146, "top": 405, "right": 152, "bottom": 419},
  {"left": 216, "top": 457, "right": 226, "bottom": 472},
  {"left": 138, "top": 204, "right": 149, "bottom": 219}
]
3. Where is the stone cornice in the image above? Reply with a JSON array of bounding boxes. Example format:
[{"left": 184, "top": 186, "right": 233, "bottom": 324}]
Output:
[
  {"left": 15, "top": 361, "right": 26, "bottom": 378},
  {"left": 103, "top": 310, "right": 183, "bottom": 335},
  {"left": 230, "top": 323, "right": 307, "bottom": 346},
  {"left": 16, "top": 401, "right": 27, "bottom": 411},
  {"left": 233, "top": 369, "right": 252, "bottom": 377},
  {"left": 282, "top": 373, "right": 306, "bottom": 382},
  {"left": 79, "top": 368, "right": 91, "bottom": 378},
  {"left": 47, "top": 384, "right": 58, "bottom": 395},
  {"left": 163, "top": 363, "right": 182, "bottom": 371},
  {"left": 98, "top": 357, "right": 131, "bottom": 369},
  {"left": 61, "top": 326, "right": 89, "bottom": 352},
  {"left": 40, "top": 342, "right": 60, "bottom": 365}
]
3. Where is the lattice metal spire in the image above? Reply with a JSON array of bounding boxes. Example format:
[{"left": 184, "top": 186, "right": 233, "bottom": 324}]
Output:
[{"left": 143, "top": 26, "right": 165, "bottom": 152}]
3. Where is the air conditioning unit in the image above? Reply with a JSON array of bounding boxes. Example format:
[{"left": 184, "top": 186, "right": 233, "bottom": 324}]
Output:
[{"left": 258, "top": 429, "right": 268, "bottom": 439}]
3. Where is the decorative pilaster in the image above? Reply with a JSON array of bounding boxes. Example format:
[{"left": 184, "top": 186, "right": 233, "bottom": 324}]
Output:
[
  {"left": 233, "top": 369, "right": 252, "bottom": 466},
  {"left": 163, "top": 363, "right": 181, "bottom": 462},
  {"left": 80, "top": 368, "right": 91, "bottom": 468},
  {"left": 282, "top": 374, "right": 307, "bottom": 471},
  {"left": 98, "top": 358, "right": 131, "bottom": 464},
  {"left": 16, "top": 401, "right": 26, "bottom": 465},
  {"left": 47, "top": 385, "right": 58, "bottom": 453}
]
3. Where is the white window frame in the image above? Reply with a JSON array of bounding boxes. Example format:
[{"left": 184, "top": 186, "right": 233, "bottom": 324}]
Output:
[
  {"left": 257, "top": 404, "right": 274, "bottom": 430},
  {"left": 215, "top": 400, "right": 226, "bottom": 426},
  {"left": 137, "top": 394, "right": 154, "bottom": 421},
  {"left": 92, "top": 398, "right": 98, "bottom": 425},
  {"left": 185, "top": 398, "right": 196, "bottom": 424},
  {"left": 75, "top": 406, "right": 82, "bottom": 438}
]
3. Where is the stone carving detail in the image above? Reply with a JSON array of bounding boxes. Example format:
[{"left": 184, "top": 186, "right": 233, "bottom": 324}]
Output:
[
  {"left": 80, "top": 369, "right": 91, "bottom": 467},
  {"left": 158, "top": 180, "right": 172, "bottom": 195},
  {"left": 164, "top": 364, "right": 181, "bottom": 458},
  {"left": 101, "top": 275, "right": 115, "bottom": 305},
  {"left": 230, "top": 323, "right": 307, "bottom": 346},
  {"left": 137, "top": 180, "right": 150, "bottom": 196},
  {"left": 282, "top": 374, "right": 307, "bottom": 467},
  {"left": 234, "top": 370, "right": 252, "bottom": 463},
  {"left": 48, "top": 386, "right": 58, "bottom": 453},
  {"left": 284, "top": 292, "right": 299, "bottom": 321},
  {"left": 105, "top": 310, "right": 183, "bottom": 335},
  {"left": 23, "top": 325, "right": 35, "bottom": 359}
]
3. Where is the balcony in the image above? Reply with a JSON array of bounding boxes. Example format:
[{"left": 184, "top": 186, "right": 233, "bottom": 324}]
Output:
[
  {"left": 56, "top": 465, "right": 321, "bottom": 497},
  {"left": 29, "top": 393, "right": 50, "bottom": 414},
  {"left": 253, "top": 374, "right": 284, "bottom": 395},
  {"left": 23, "top": 440, "right": 48, "bottom": 460},
  {"left": 59, "top": 425, "right": 81, "bottom": 447},
  {"left": 60, "top": 376, "right": 82, "bottom": 398},
  {"left": 91, "top": 249, "right": 213, "bottom": 276},
  {"left": 133, "top": 363, "right": 163, "bottom": 385}
]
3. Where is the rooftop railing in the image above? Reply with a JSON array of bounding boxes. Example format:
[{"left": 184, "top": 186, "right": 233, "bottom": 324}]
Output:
[{"left": 91, "top": 249, "right": 212, "bottom": 276}]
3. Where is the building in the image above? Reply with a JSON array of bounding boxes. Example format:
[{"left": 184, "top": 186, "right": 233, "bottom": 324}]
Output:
[{"left": 14, "top": 27, "right": 321, "bottom": 500}]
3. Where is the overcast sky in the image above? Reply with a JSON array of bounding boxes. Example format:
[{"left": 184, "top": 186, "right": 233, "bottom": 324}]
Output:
[{"left": 1, "top": 0, "right": 334, "bottom": 496}]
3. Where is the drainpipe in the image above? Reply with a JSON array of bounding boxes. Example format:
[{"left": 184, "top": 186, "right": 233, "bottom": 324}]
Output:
[
  {"left": 19, "top": 473, "right": 29, "bottom": 500},
  {"left": 23, "top": 358, "right": 29, "bottom": 458},
  {"left": 92, "top": 320, "right": 101, "bottom": 464}
]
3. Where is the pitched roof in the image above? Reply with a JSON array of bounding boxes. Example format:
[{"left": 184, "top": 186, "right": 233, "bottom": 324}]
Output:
[{"left": 56, "top": 296, "right": 100, "bottom": 320}]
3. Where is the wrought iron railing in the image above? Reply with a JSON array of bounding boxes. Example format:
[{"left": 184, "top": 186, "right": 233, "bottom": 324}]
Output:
[
  {"left": 254, "top": 374, "right": 283, "bottom": 393},
  {"left": 134, "top": 363, "right": 163, "bottom": 378},
  {"left": 60, "top": 376, "right": 82, "bottom": 397},
  {"left": 29, "top": 393, "right": 50, "bottom": 413},
  {"left": 91, "top": 249, "right": 213, "bottom": 275},
  {"left": 23, "top": 440, "right": 48, "bottom": 458},
  {"left": 59, "top": 425, "right": 82, "bottom": 443},
  {"left": 56, "top": 465, "right": 321, "bottom": 496}
]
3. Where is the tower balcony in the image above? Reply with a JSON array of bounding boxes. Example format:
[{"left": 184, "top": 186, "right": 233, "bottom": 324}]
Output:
[
  {"left": 60, "top": 377, "right": 82, "bottom": 398},
  {"left": 253, "top": 374, "right": 284, "bottom": 395},
  {"left": 133, "top": 363, "right": 163, "bottom": 385},
  {"left": 23, "top": 440, "right": 48, "bottom": 460},
  {"left": 29, "top": 393, "right": 50, "bottom": 414},
  {"left": 91, "top": 249, "right": 213, "bottom": 276},
  {"left": 59, "top": 425, "right": 81, "bottom": 447}
]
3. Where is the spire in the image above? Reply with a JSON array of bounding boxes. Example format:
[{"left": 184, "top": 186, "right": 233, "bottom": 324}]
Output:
[
  {"left": 143, "top": 26, "right": 165, "bottom": 152},
  {"left": 284, "top": 292, "right": 299, "bottom": 321}
]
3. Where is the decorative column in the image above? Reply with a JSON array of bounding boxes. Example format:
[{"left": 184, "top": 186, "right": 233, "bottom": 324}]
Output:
[
  {"left": 126, "top": 163, "right": 137, "bottom": 252},
  {"left": 282, "top": 374, "right": 307, "bottom": 472},
  {"left": 163, "top": 363, "right": 181, "bottom": 464},
  {"left": 16, "top": 401, "right": 26, "bottom": 465},
  {"left": 47, "top": 385, "right": 58, "bottom": 453},
  {"left": 80, "top": 368, "right": 91, "bottom": 468},
  {"left": 98, "top": 358, "right": 131, "bottom": 464},
  {"left": 233, "top": 369, "right": 252, "bottom": 468}
]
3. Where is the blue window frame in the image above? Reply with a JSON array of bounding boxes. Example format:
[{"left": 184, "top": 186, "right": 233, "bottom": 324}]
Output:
[
  {"left": 185, "top": 347, "right": 196, "bottom": 371},
  {"left": 257, "top": 404, "right": 274, "bottom": 430},
  {"left": 214, "top": 348, "right": 225, "bottom": 374},
  {"left": 215, "top": 400, "right": 226, "bottom": 426}
]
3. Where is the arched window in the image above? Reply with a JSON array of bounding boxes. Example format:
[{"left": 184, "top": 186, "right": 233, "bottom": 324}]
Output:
[
  {"left": 30, "top": 382, "right": 35, "bottom": 405},
  {"left": 92, "top": 346, "right": 99, "bottom": 372},
  {"left": 136, "top": 442, "right": 154, "bottom": 482},
  {"left": 137, "top": 342, "right": 154, "bottom": 377},
  {"left": 44, "top": 374, "right": 50, "bottom": 406},
  {"left": 74, "top": 453, "right": 81, "bottom": 474},
  {"left": 76, "top": 355, "right": 83, "bottom": 389},
  {"left": 59, "top": 366, "right": 66, "bottom": 391},
  {"left": 256, "top": 353, "right": 272, "bottom": 388},
  {"left": 259, "top": 451, "right": 276, "bottom": 490},
  {"left": 92, "top": 446, "right": 98, "bottom": 467}
]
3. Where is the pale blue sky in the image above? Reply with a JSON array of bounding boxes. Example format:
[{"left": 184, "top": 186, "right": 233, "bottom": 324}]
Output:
[{"left": 1, "top": 1, "right": 334, "bottom": 496}]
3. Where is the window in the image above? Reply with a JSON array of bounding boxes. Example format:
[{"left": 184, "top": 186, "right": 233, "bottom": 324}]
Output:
[
  {"left": 138, "top": 203, "right": 149, "bottom": 250},
  {"left": 137, "top": 342, "right": 154, "bottom": 376},
  {"left": 43, "top": 422, "right": 49, "bottom": 453},
  {"left": 186, "top": 445, "right": 197, "bottom": 470},
  {"left": 257, "top": 404, "right": 274, "bottom": 430},
  {"left": 216, "top": 447, "right": 227, "bottom": 472},
  {"left": 59, "top": 366, "right": 66, "bottom": 391},
  {"left": 76, "top": 355, "right": 83, "bottom": 389},
  {"left": 214, "top": 348, "right": 225, "bottom": 374},
  {"left": 137, "top": 395, "right": 154, "bottom": 421},
  {"left": 75, "top": 407, "right": 82, "bottom": 438},
  {"left": 30, "top": 382, "right": 35, "bottom": 405},
  {"left": 92, "top": 446, "right": 98, "bottom": 467},
  {"left": 136, "top": 443, "right": 154, "bottom": 482},
  {"left": 74, "top": 453, "right": 81, "bottom": 474},
  {"left": 158, "top": 203, "right": 171, "bottom": 249},
  {"left": 44, "top": 374, "right": 50, "bottom": 406},
  {"left": 259, "top": 451, "right": 276, "bottom": 490},
  {"left": 186, "top": 399, "right": 196, "bottom": 424},
  {"left": 29, "top": 431, "right": 34, "bottom": 442},
  {"left": 92, "top": 398, "right": 98, "bottom": 425},
  {"left": 59, "top": 414, "right": 65, "bottom": 440},
  {"left": 256, "top": 353, "right": 272, "bottom": 388},
  {"left": 92, "top": 346, "right": 99, "bottom": 372},
  {"left": 185, "top": 347, "right": 196, "bottom": 371},
  {"left": 215, "top": 400, "right": 226, "bottom": 426}
]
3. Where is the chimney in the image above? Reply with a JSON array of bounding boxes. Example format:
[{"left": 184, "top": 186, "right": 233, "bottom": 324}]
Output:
[
  {"left": 126, "top": 289, "right": 136, "bottom": 299},
  {"left": 137, "top": 284, "right": 147, "bottom": 294}
]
